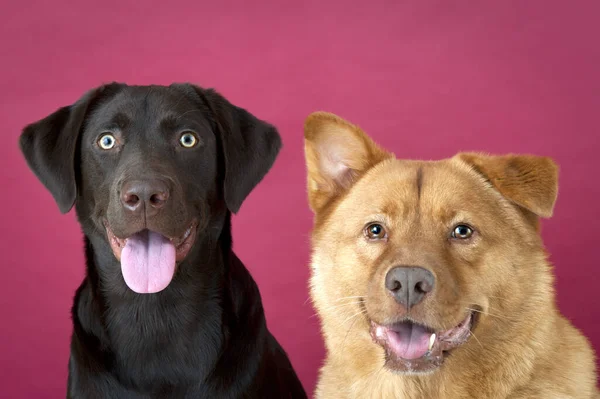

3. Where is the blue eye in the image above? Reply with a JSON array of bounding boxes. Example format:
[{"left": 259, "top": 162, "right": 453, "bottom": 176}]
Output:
[
  {"left": 98, "top": 134, "right": 116, "bottom": 150},
  {"left": 179, "top": 132, "right": 198, "bottom": 148}
]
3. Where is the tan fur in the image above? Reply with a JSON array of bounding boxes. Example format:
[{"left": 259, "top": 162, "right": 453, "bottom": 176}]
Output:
[{"left": 304, "top": 112, "right": 599, "bottom": 399}]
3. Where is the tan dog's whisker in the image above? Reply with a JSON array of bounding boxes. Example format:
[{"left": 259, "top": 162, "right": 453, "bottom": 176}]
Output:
[
  {"left": 312, "top": 301, "right": 363, "bottom": 315},
  {"left": 468, "top": 328, "right": 484, "bottom": 350},
  {"left": 334, "top": 295, "right": 366, "bottom": 302},
  {"left": 341, "top": 314, "right": 362, "bottom": 349},
  {"left": 340, "top": 308, "right": 368, "bottom": 326},
  {"left": 465, "top": 307, "right": 517, "bottom": 322}
]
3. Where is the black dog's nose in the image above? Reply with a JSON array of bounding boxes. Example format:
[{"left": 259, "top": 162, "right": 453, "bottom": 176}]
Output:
[
  {"left": 385, "top": 266, "right": 435, "bottom": 309},
  {"left": 121, "top": 179, "right": 170, "bottom": 216}
]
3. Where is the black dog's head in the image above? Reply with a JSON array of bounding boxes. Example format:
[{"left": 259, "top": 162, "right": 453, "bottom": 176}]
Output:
[{"left": 20, "top": 83, "right": 281, "bottom": 294}]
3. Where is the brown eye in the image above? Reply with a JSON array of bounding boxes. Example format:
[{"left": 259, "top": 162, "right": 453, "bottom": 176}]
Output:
[
  {"left": 451, "top": 225, "right": 474, "bottom": 239},
  {"left": 365, "top": 223, "right": 387, "bottom": 240},
  {"left": 179, "top": 132, "right": 198, "bottom": 148}
]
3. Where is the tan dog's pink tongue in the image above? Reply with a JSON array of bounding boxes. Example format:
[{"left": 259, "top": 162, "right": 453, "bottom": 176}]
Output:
[
  {"left": 120, "top": 231, "right": 176, "bottom": 294},
  {"left": 385, "top": 323, "right": 431, "bottom": 360}
]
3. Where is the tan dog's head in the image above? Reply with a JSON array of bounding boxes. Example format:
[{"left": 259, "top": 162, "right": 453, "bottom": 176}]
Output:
[{"left": 304, "top": 112, "right": 558, "bottom": 374}]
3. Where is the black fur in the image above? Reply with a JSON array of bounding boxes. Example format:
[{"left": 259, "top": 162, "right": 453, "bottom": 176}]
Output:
[{"left": 19, "top": 83, "right": 307, "bottom": 398}]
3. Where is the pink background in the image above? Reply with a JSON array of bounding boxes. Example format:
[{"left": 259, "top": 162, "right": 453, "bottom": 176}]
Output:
[{"left": 1, "top": 0, "right": 599, "bottom": 397}]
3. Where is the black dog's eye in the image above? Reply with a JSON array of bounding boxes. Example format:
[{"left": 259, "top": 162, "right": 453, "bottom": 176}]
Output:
[
  {"left": 365, "top": 223, "right": 387, "bottom": 240},
  {"left": 179, "top": 132, "right": 198, "bottom": 148},
  {"left": 98, "top": 134, "right": 116, "bottom": 150},
  {"left": 451, "top": 224, "right": 474, "bottom": 240}
]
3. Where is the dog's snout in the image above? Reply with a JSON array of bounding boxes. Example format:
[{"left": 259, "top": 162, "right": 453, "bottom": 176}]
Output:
[
  {"left": 385, "top": 266, "right": 435, "bottom": 309},
  {"left": 120, "top": 179, "right": 170, "bottom": 216}
]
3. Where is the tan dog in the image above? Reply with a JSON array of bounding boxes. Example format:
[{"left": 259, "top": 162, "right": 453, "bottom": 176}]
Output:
[{"left": 303, "top": 111, "right": 599, "bottom": 399}]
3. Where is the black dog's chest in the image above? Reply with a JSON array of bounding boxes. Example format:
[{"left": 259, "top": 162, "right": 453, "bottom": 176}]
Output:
[{"left": 104, "top": 299, "right": 224, "bottom": 390}]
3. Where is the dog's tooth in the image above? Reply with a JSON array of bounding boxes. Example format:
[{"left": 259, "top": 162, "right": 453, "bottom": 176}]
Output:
[{"left": 429, "top": 333, "right": 436, "bottom": 351}]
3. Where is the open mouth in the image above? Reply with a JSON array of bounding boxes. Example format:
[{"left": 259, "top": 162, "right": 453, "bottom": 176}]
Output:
[
  {"left": 106, "top": 221, "right": 198, "bottom": 262},
  {"left": 370, "top": 310, "right": 477, "bottom": 373},
  {"left": 104, "top": 220, "right": 198, "bottom": 294}
]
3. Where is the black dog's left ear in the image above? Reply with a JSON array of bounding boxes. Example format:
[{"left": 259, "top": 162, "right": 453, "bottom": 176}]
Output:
[
  {"left": 19, "top": 83, "right": 123, "bottom": 214},
  {"left": 187, "top": 85, "right": 282, "bottom": 213}
]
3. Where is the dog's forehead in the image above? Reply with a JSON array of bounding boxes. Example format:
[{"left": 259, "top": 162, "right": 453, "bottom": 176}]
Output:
[
  {"left": 344, "top": 158, "right": 494, "bottom": 219},
  {"left": 87, "top": 86, "right": 207, "bottom": 128},
  {"left": 354, "top": 159, "right": 474, "bottom": 197}
]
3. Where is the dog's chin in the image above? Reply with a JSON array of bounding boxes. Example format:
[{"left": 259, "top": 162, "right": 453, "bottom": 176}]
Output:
[
  {"left": 104, "top": 220, "right": 199, "bottom": 263},
  {"left": 369, "top": 310, "right": 478, "bottom": 374}
]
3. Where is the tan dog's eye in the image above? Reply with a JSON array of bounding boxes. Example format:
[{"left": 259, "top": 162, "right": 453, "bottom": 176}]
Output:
[
  {"left": 452, "top": 225, "right": 474, "bottom": 239},
  {"left": 365, "top": 223, "right": 387, "bottom": 240}
]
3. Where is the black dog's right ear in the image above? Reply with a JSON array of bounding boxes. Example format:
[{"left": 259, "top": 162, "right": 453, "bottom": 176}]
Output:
[
  {"left": 19, "top": 85, "right": 116, "bottom": 213},
  {"left": 181, "top": 85, "right": 282, "bottom": 214}
]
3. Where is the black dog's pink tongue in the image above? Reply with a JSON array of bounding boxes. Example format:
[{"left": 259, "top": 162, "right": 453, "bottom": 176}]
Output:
[{"left": 120, "top": 230, "right": 176, "bottom": 294}]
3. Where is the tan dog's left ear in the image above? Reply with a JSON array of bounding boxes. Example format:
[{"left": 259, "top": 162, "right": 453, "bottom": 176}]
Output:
[
  {"left": 456, "top": 152, "right": 559, "bottom": 218},
  {"left": 304, "top": 112, "right": 392, "bottom": 212}
]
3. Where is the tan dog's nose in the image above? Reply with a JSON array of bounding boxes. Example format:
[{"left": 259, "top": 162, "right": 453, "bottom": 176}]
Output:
[
  {"left": 385, "top": 266, "right": 435, "bottom": 309},
  {"left": 120, "top": 179, "right": 170, "bottom": 217}
]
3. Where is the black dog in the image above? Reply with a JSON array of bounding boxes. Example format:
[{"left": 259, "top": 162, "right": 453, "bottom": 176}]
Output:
[{"left": 19, "top": 83, "right": 307, "bottom": 398}]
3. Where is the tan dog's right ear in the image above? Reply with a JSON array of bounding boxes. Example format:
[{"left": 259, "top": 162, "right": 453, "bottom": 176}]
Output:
[{"left": 303, "top": 112, "right": 392, "bottom": 212}]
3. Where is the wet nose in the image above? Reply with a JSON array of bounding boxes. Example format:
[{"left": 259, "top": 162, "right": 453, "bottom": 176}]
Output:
[
  {"left": 120, "top": 179, "right": 170, "bottom": 217},
  {"left": 385, "top": 266, "right": 435, "bottom": 309}
]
